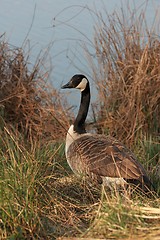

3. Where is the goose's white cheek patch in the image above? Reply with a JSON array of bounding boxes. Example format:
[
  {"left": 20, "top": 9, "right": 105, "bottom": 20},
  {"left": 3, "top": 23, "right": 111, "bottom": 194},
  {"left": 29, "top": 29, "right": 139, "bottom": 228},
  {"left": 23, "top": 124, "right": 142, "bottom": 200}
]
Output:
[{"left": 76, "top": 78, "right": 88, "bottom": 91}]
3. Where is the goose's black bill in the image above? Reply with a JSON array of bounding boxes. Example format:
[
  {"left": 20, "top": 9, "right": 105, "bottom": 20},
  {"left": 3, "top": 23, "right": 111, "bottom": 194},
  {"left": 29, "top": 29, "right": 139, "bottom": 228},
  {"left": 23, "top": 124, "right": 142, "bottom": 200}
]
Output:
[{"left": 61, "top": 82, "right": 72, "bottom": 89}]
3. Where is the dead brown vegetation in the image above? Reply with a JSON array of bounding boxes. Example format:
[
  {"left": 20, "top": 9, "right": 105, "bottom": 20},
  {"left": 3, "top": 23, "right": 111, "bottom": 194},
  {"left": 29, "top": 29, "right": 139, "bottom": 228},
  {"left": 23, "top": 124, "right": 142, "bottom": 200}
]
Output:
[
  {"left": 87, "top": 8, "right": 160, "bottom": 146},
  {"left": 0, "top": 39, "right": 69, "bottom": 141}
]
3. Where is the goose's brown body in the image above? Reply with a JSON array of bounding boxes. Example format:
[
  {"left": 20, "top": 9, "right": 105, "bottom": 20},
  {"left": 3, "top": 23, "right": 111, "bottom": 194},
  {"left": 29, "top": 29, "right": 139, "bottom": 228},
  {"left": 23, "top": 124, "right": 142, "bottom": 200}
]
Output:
[
  {"left": 66, "top": 133, "right": 152, "bottom": 191},
  {"left": 62, "top": 74, "right": 153, "bottom": 193}
]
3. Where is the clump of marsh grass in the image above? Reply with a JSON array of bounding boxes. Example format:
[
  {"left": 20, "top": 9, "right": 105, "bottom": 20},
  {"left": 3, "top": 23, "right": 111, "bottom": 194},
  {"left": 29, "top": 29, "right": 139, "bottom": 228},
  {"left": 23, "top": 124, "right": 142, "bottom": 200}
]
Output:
[
  {"left": 0, "top": 125, "right": 57, "bottom": 239},
  {"left": 0, "top": 38, "right": 69, "bottom": 142},
  {"left": 87, "top": 5, "right": 160, "bottom": 146}
]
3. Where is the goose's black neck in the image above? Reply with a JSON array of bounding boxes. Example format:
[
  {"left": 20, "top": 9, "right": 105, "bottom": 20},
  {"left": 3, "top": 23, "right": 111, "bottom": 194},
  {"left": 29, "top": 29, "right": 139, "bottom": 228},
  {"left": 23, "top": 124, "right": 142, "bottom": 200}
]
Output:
[{"left": 74, "top": 82, "right": 90, "bottom": 134}]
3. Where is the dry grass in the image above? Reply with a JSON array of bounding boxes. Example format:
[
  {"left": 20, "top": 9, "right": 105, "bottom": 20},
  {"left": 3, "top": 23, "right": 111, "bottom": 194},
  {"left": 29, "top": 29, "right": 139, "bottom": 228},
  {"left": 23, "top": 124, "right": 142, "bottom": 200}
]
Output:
[
  {"left": 84, "top": 192, "right": 160, "bottom": 239},
  {"left": 0, "top": 125, "right": 65, "bottom": 239},
  {"left": 0, "top": 38, "right": 70, "bottom": 142},
  {"left": 87, "top": 6, "right": 160, "bottom": 146}
]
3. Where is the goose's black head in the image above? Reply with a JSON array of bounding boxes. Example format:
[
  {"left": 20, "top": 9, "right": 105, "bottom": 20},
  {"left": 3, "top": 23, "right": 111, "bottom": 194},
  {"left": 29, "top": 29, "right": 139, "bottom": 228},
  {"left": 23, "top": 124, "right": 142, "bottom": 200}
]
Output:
[{"left": 61, "top": 74, "right": 89, "bottom": 91}]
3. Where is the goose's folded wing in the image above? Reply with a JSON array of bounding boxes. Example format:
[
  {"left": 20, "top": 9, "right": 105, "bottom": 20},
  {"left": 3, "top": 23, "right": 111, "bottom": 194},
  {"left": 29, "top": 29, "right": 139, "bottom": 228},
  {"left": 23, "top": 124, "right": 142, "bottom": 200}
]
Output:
[{"left": 68, "top": 135, "right": 147, "bottom": 180}]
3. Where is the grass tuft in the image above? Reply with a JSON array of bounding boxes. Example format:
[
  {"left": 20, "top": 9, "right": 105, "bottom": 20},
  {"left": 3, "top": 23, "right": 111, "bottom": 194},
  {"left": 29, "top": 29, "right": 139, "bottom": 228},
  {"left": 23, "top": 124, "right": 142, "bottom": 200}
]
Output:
[
  {"left": 0, "top": 38, "right": 69, "bottom": 142},
  {"left": 0, "top": 125, "right": 62, "bottom": 239},
  {"left": 87, "top": 5, "right": 160, "bottom": 146}
]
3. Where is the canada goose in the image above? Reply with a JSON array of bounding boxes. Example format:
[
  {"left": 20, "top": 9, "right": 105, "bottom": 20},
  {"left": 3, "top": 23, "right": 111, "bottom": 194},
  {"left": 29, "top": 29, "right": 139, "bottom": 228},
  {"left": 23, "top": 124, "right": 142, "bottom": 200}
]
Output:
[{"left": 62, "top": 74, "right": 153, "bottom": 193}]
